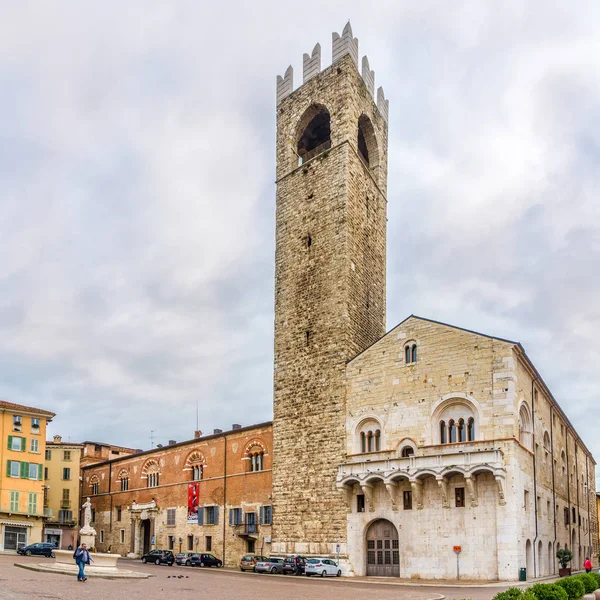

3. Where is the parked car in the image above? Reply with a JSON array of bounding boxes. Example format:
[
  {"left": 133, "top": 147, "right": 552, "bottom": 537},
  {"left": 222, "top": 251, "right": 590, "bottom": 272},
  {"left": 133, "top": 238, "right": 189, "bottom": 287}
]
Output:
[
  {"left": 189, "top": 553, "right": 223, "bottom": 568},
  {"left": 255, "top": 557, "right": 285, "bottom": 574},
  {"left": 175, "top": 552, "right": 195, "bottom": 566},
  {"left": 239, "top": 554, "right": 268, "bottom": 572},
  {"left": 282, "top": 555, "right": 306, "bottom": 575},
  {"left": 305, "top": 558, "right": 341, "bottom": 577},
  {"left": 140, "top": 549, "right": 175, "bottom": 566},
  {"left": 17, "top": 543, "right": 56, "bottom": 558}
]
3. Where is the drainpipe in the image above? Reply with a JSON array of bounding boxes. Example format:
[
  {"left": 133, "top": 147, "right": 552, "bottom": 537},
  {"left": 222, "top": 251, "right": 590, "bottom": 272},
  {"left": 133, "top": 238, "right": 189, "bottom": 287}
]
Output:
[
  {"left": 575, "top": 448, "right": 580, "bottom": 562},
  {"left": 566, "top": 429, "right": 571, "bottom": 555},
  {"left": 222, "top": 433, "right": 227, "bottom": 565},
  {"left": 532, "top": 379, "right": 539, "bottom": 578},
  {"left": 585, "top": 456, "right": 591, "bottom": 561},
  {"left": 550, "top": 406, "right": 557, "bottom": 574},
  {"left": 109, "top": 460, "right": 113, "bottom": 535}
]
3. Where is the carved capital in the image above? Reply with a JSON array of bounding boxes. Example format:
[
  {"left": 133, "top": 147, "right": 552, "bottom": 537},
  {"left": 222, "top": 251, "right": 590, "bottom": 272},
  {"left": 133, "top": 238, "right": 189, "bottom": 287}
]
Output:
[
  {"left": 410, "top": 479, "right": 424, "bottom": 510},
  {"left": 361, "top": 484, "right": 375, "bottom": 512},
  {"left": 385, "top": 482, "right": 399, "bottom": 510},
  {"left": 495, "top": 476, "right": 506, "bottom": 506},
  {"left": 465, "top": 474, "right": 478, "bottom": 507},
  {"left": 436, "top": 476, "right": 449, "bottom": 508}
]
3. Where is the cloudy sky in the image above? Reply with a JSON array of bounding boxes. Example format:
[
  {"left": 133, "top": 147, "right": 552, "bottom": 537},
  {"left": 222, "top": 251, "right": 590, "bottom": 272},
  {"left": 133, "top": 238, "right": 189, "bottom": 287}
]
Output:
[{"left": 1, "top": 2, "right": 599, "bottom": 468}]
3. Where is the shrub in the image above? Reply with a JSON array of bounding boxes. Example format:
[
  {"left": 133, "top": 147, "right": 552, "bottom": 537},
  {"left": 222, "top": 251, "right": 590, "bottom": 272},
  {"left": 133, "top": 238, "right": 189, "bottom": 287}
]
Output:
[
  {"left": 493, "top": 589, "right": 523, "bottom": 600},
  {"left": 522, "top": 589, "right": 540, "bottom": 600},
  {"left": 591, "top": 572, "right": 600, "bottom": 589},
  {"left": 555, "top": 577, "right": 585, "bottom": 600},
  {"left": 577, "top": 573, "right": 597, "bottom": 594},
  {"left": 531, "top": 583, "right": 569, "bottom": 600}
]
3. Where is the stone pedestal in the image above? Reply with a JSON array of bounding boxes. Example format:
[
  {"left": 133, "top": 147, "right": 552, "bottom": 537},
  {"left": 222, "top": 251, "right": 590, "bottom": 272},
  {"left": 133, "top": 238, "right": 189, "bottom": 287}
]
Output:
[{"left": 78, "top": 525, "right": 96, "bottom": 550}]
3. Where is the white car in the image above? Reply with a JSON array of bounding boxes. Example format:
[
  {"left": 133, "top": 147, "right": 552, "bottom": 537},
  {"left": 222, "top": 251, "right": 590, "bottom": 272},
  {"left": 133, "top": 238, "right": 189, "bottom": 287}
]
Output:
[{"left": 305, "top": 557, "right": 341, "bottom": 577}]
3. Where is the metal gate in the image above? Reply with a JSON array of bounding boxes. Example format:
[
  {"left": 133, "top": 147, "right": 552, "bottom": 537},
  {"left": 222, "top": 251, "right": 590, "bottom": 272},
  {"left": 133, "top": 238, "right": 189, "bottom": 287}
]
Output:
[{"left": 366, "top": 519, "right": 399, "bottom": 577}]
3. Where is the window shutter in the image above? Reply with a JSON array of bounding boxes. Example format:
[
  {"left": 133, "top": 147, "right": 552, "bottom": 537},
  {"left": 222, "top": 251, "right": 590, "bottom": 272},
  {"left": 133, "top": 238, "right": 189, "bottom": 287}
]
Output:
[
  {"left": 229, "top": 508, "right": 233, "bottom": 526},
  {"left": 259, "top": 506, "right": 264, "bottom": 525},
  {"left": 6, "top": 460, "right": 11, "bottom": 477},
  {"left": 38, "top": 464, "right": 43, "bottom": 480},
  {"left": 198, "top": 507, "right": 204, "bottom": 526},
  {"left": 214, "top": 506, "right": 218, "bottom": 525},
  {"left": 8, "top": 435, "right": 13, "bottom": 450},
  {"left": 21, "top": 437, "right": 26, "bottom": 451},
  {"left": 20, "top": 461, "right": 29, "bottom": 478}
]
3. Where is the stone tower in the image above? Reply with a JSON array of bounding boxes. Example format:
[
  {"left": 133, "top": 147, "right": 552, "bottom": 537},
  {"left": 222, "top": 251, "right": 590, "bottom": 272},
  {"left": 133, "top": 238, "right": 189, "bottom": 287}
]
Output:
[{"left": 272, "top": 23, "right": 389, "bottom": 556}]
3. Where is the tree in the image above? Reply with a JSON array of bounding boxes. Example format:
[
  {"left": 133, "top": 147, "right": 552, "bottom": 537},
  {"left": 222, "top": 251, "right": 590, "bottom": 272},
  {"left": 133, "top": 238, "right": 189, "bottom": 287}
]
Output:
[{"left": 557, "top": 548, "right": 573, "bottom": 569}]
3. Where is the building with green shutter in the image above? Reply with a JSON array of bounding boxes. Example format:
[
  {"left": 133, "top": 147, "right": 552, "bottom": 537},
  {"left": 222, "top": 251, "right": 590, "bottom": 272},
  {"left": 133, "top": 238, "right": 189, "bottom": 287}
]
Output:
[{"left": 0, "top": 400, "right": 55, "bottom": 551}]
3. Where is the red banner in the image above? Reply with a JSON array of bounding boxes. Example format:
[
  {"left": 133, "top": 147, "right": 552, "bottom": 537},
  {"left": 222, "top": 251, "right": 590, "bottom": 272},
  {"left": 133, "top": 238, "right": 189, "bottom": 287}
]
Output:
[{"left": 188, "top": 483, "right": 199, "bottom": 523}]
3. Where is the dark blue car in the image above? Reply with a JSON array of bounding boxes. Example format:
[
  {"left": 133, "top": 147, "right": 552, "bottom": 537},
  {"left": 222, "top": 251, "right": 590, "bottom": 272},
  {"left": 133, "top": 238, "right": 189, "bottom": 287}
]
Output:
[{"left": 17, "top": 542, "right": 56, "bottom": 557}]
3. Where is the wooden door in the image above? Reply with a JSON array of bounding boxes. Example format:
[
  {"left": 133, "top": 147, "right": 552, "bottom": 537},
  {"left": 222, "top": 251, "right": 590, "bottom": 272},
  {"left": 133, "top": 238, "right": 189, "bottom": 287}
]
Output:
[{"left": 366, "top": 519, "right": 399, "bottom": 577}]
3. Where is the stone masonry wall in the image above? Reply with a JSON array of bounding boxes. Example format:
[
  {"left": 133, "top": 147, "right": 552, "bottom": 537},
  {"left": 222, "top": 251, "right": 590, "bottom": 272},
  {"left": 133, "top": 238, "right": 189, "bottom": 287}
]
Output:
[{"left": 272, "top": 51, "right": 388, "bottom": 555}]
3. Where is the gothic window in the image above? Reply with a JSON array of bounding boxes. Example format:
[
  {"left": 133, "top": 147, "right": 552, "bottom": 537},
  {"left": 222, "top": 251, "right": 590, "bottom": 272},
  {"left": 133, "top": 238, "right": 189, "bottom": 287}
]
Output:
[
  {"left": 297, "top": 105, "right": 331, "bottom": 164},
  {"left": 249, "top": 453, "right": 264, "bottom": 472},
  {"left": 192, "top": 465, "right": 203, "bottom": 481},
  {"left": 405, "top": 346, "right": 411, "bottom": 363},
  {"left": 400, "top": 446, "right": 414, "bottom": 458},
  {"left": 411, "top": 344, "right": 417, "bottom": 363},
  {"left": 375, "top": 430, "right": 381, "bottom": 451},
  {"left": 435, "top": 400, "right": 477, "bottom": 444},
  {"left": 361, "top": 432, "right": 366, "bottom": 453},
  {"left": 519, "top": 403, "right": 533, "bottom": 450},
  {"left": 90, "top": 475, "right": 99, "bottom": 496}
]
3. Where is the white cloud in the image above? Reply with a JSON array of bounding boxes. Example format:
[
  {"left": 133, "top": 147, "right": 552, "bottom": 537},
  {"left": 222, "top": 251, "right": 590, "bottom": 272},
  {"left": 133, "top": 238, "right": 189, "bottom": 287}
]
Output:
[{"left": 1, "top": 2, "right": 599, "bottom": 483}]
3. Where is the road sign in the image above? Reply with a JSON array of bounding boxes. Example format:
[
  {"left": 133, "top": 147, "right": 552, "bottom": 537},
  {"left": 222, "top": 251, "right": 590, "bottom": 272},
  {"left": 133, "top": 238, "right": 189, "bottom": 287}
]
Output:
[{"left": 453, "top": 546, "right": 461, "bottom": 553}]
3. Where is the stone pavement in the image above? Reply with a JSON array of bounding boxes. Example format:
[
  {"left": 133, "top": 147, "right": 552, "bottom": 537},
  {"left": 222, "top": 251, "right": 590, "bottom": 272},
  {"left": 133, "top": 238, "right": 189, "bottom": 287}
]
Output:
[{"left": 0, "top": 554, "right": 519, "bottom": 600}]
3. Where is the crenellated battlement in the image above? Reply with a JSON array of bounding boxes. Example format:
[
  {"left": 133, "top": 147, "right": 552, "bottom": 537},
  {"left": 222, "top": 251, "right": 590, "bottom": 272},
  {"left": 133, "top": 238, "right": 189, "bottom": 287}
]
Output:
[{"left": 276, "top": 21, "right": 389, "bottom": 121}]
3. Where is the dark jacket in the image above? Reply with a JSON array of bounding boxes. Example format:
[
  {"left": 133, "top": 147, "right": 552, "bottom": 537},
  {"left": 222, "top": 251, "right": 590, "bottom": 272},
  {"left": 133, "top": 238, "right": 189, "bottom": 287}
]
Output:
[{"left": 74, "top": 548, "right": 91, "bottom": 564}]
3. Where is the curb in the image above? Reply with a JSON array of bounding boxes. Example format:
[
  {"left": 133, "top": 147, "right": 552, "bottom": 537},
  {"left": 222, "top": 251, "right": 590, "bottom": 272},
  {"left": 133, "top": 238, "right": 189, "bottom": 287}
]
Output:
[{"left": 14, "top": 562, "right": 151, "bottom": 580}]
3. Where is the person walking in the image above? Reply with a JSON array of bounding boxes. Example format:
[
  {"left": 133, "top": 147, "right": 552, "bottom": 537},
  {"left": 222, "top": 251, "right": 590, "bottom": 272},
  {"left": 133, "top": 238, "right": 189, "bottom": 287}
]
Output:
[
  {"left": 584, "top": 557, "right": 592, "bottom": 573},
  {"left": 73, "top": 542, "right": 93, "bottom": 581}
]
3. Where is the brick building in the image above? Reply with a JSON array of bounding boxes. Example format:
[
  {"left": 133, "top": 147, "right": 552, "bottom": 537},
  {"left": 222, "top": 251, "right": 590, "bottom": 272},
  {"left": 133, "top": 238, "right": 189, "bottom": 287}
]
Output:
[{"left": 82, "top": 423, "right": 272, "bottom": 564}]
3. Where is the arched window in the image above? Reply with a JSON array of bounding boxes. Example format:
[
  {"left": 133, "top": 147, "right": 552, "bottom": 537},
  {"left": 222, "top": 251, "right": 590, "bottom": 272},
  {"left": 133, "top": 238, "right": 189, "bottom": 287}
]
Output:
[
  {"left": 401, "top": 446, "right": 414, "bottom": 458},
  {"left": 243, "top": 440, "right": 268, "bottom": 473},
  {"left": 519, "top": 403, "right": 533, "bottom": 450},
  {"left": 448, "top": 419, "right": 457, "bottom": 443},
  {"left": 467, "top": 418, "right": 475, "bottom": 442},
  {"left": 192, "top": 465, "right": 203, "bottom": 481},
  {"left": 436, "top": 400, "right": 477, "bottom": 444},
  {"left": 356, "top": 114, "right": 380, "bottom": 177},
  {"left": 117, "top": 468, "right": 130, "bottom": 492},
  {"left": 297, "top": 105, "right": 331, "bottom": 164},
  {"left": 356, "top": 419, "right": 383, "bottom": 454},
  {"left": 144, "top": 462, "right": 160, "bottom": 488},
  {"left": 405, "top": 342, "right": 418, "bottom": 364}
]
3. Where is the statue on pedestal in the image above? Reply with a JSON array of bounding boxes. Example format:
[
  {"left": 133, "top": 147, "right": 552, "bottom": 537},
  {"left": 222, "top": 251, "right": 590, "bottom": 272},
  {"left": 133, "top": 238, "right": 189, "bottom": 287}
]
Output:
[{"left": 79, "top": 497, "right": 96, "bottom": 538}]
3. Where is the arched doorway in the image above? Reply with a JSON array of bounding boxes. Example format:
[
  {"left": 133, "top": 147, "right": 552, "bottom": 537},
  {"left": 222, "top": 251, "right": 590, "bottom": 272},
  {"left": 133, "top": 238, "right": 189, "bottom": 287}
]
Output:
[
  {"left": 548, "top": 542, "right": 553, "bottom": 575},
  {"left": 365, "top": 519, "right": 399, "bottom": 577},
  {"left": 538, "top": 540, "right": 544, "bottom": 576},
  {"left": 141, "top": 520, "right": 151, "bottom": 555}
]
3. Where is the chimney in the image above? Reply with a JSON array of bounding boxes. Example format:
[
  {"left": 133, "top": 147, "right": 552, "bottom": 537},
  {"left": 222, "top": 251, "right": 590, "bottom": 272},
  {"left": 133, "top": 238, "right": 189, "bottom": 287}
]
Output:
[
  {"left": 156, "top": 444, "right": 163, "bottom": 448},
  {"left": 232, "top": 424, "right": 242, "bottom": 430},
  {"left": 213, "top": 428, "right": 223, "bottom": 435},
  {"left": 53, "top": 435, "right": 62, "bottom": 443},
  {"left": 168, "top": 440, "right": 177, "bottom": 446},
  {"left": 194, "top": 430, "right": 202, "bottom": 439}
]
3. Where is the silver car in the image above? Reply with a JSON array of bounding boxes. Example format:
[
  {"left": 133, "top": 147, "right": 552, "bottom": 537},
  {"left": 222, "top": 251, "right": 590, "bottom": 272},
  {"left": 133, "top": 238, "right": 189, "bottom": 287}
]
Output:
[
  {"left": 255, "top": 557, "right": 285, "bottom": 574},
  {"left": 305, "top": 557, "right": 341, "bottom": 577}
]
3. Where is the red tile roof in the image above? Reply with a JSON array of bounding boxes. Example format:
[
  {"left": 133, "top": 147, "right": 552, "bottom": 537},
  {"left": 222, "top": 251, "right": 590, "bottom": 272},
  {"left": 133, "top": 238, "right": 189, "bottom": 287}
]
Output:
[{"left": 0, "top": 400, "right": 56, "bottom": 418}]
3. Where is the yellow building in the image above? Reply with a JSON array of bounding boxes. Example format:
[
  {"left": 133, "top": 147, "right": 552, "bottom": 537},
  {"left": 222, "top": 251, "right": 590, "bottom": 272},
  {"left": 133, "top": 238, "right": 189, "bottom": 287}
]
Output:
[
  {"left": 0, "top": 400, "right": 55, "bottom": 551},
  {"left": 43, "top": 435, "right": 83, "bottom": 549}
]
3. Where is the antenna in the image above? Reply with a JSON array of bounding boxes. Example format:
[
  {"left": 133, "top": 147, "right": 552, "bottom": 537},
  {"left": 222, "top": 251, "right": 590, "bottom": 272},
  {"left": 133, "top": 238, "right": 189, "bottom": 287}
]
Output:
[{"left": 150, "top": 430, "right": 155, "bottom": 449}]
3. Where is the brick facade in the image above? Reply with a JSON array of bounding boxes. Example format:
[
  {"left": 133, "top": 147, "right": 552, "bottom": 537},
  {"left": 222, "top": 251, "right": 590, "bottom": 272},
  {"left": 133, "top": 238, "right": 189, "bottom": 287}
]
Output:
[{"left": 82, "top": 424, "right": 272, "bottom": 566}]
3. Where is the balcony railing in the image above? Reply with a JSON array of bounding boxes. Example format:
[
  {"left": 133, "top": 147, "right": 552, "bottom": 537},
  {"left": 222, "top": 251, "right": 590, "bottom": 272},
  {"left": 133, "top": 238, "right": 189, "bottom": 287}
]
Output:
[
  {"left": 44, "top": 508, "right": 53, "bottom": 518},
  {"left": 234, "top": 523, "right": 258, "bottom": 536}
]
